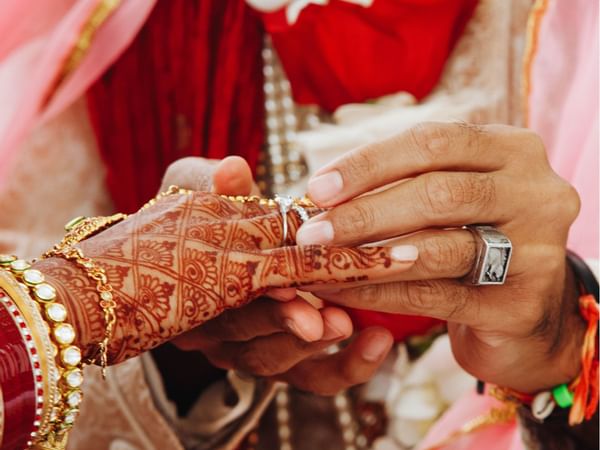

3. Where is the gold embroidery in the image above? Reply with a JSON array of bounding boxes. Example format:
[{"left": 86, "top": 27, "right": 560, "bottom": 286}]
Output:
[
  {"left": 44, "top": 0, "right": 122, "bottom": 106},
  {"left": 521, "top": 0, "right": 550, "bottom": 126}
]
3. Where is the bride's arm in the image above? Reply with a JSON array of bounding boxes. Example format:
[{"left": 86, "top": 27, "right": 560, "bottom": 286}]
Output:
[{"left": 34, "top": 189, "right": 415, "bottom": 366}]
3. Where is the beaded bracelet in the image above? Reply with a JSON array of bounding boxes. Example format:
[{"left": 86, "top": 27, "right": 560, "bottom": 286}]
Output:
[
  {"left": 493, "top": 293, "right": 599, "bottom": 425},
  {"left": 0, "top": 255, "right": 85, "bottom": 449}
]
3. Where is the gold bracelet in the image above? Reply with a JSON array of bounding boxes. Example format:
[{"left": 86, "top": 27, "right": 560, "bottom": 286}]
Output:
[
  {"left": 43, "top": 213, "right": 126, "bottom": 378},
  {"left": 45, "top": 246, "right": 116, "bottom": 378},
  {"left": 43, "top": 213, "right": 127, "bottom": 257},
  {"left": 0, "top": 255, "right": 84, "bottom": 448}
]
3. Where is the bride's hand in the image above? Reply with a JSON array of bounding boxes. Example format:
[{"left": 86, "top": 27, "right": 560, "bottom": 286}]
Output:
[
  {"left": 34, "top": 175, "right": 416, "bottom": 365},
  {"left": 157, "top": 156, "right": 397, "bottom": 395}
]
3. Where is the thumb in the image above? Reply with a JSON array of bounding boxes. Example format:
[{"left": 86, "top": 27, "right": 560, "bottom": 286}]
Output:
[{"left": 212, "top": 156, "right": 256, "bottom": 196}]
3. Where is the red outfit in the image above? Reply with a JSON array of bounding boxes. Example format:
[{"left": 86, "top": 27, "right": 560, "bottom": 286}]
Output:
[
  {"left": 87, "top": 0, "right": 476, "bottom": 340},
  {"left": 263, "top": 0, "right": 478, "bottom": 111}
]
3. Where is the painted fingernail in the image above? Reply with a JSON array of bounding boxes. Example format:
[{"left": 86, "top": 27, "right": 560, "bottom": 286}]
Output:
[
  {"left": 296, "top": 220, "right": 334, "bottom": 245},
  {"left": 391, "top": 245, "right": 419, "bottom": 262},
  {"left": 362, "top": 335, "right": 392, "bottom": 362},
  {"left": 283, "top": 318, "right": 314, "bottom": 342},
  {"left": 308, "top": 171, "right": 343, "bottom": 205}
]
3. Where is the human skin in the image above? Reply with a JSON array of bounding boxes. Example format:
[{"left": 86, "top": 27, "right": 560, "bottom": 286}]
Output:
[
  {"left": 31, "top": 165, "right": 415, "bottom": 365},
  {"left": 154, "top": 156, "right": 398, "bottom": 397},
  {"left": 296, "top": 122, "right": 586, "bottom": 394}
]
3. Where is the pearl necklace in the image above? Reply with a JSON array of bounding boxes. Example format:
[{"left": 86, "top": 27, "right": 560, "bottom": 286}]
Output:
[
  {"left": 257, "top": 37, "right": 313, "bottom": 196},
  {"left": 275, "top": 384, "right": 368, "bottom": 450},
  {"left": 261, "top": 40, "right": 368, "bottom": 450}
]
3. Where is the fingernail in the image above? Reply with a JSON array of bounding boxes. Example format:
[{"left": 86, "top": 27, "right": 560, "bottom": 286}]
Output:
[
  {"left": 296, "top": 220, "right": 334, "bottom": 245},
  {"left": 322, "top": 317, "right": 346, "bottom": 340},
  {"left": 391, "top": 245, "right": 419, "bottom": 262},
  {"left": 362, "top": 335, "right": 392, "bottom": 362},
  {"left": 283, "top": 318, "right": 313, "bottom": 342},
  {"left": 308, "top": 171, "right": 343, "bottom": 205}
]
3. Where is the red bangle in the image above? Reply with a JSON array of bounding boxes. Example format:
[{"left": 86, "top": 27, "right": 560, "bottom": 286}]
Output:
[{"left": 0, "top": 290, "right": 38, "bottom": 450}]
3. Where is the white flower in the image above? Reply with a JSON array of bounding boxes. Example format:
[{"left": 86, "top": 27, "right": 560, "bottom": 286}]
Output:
[{"left": 364, "top": 335, "right": 475, "bottom": 449}]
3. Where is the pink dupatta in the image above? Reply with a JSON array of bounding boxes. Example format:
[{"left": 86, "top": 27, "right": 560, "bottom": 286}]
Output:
[
  {"left": 419, "top": 0, "right": 598, "bottom": 448},
  {"left": 0, "top": 0, "right": 156, "bottom": 185}
]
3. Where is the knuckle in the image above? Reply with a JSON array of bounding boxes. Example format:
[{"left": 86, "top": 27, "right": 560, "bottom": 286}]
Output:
[
  {"left": 354, "top": 284, "right": 382, "bottom": 306},
  {"left": 407, "top": 122, "right": 450, "bottom": 163},
  {"left": 235, "top": 345, "right": 282, "bottom": 376},
  {"left": 332, "top": 202, "right": 377, "bottom": 238},
  {"left": 444, "top": 283, "right": 474, "bottom": 320},
  {"left": 404, "top": 280, "right": 438, "bottom": 312},
  {"left": 215, "top": 309, "right": 253, "bottom": 340},
  {"left": 418, "top": 175, "right": 455, "bottom": 217},
  {"left": 162, "top": 158, "right": 192, "bottom": 185},
  {"left": 419, "top": 174, "right": 496, "bottom": 219},
  {"left": 418, "top": 235, "right": 471, "bottom": 276},
  {"left": 343, "top": 149, "right": 381, "bottom": 181},
  {"left": 558, "top": 182, "right": 581, "bottom": 224},
  {"left": 516, "top": 130, "right": 548, "bottom": 161}
]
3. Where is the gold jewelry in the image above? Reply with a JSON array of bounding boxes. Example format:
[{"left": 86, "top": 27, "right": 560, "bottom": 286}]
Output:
[
  {"left": 43, "top": 212, "right": 127, "bottom": 378},
  {"left": 45, "top": 213, "right": 127, "bottom": 256},
  {"left": 219, "top": 193, "right": 316, "bottom": 209},
  {"left": 138, "top": 185, "right": 193, "bottom": 210},
  {"left": 0, "top": 256, "right": 84, "bottom": 449},
  {"left": 45, "top": 247, "right": 116, "bottom": 379}
]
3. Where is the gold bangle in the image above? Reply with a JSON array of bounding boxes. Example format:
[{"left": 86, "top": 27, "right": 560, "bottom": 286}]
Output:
[
  {"left": 0, "top": 268, "right": 57, "bottom": 443},
  {"left": 0, "top": 255, "right": 84, "bottom": 448}
]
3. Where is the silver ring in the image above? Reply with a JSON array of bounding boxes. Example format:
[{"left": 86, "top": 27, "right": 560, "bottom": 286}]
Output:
[
  {"left": 291, "top": 204, "right": 310, "bottom": 224},
  {"left": 274, "top": 195, "right": 293, "bottom": 245},
  {"left": 466, "top": 225, "right": 512, "bottom": 285}
]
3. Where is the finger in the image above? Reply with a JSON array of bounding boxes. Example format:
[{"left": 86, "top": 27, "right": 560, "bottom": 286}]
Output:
[
  {"left": 160, "top": 156, "right": 219, "bottom": 192},
  {"left": 266, "top": 288, "right": 298, "bottom": 301},
  {"left": 297, "top": 171, "right": 509, "bottom": 247},
  {"left": 238, "top": 206, "right": 325, "bottom": 250},
  {"left": 256, "top": 244, "right": 419, "bottom": 289},
  {"left": 282, "top": 327, "right": 393, "bottom": 396},
  {"left": 307, "top": 122, "right": 526, "bottom": 207},
  {"left": 194, "top": 297, "right": 325, "bottom": 343},
  {"left": 302, "top": 229, "right": 477, "bottom": 286},
  {"left": 316, "top": 279, "right": 488, "bottom": 325},
  {"left": 224, "top": 307, "right": 353, "bottom": 376},
  {"left": 212, "top": 156, "right": 256, "bottom": 196}
]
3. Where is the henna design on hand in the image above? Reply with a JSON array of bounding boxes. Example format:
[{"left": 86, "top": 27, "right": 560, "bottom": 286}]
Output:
[{"left": 33, "top": 193, "right": 400, "bottom": 364}]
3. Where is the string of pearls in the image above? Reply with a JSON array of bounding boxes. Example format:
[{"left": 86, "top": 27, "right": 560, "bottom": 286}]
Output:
[
  {"left": 260, "top": 38, "right": 368, "bottom": 450},
  {"left": 275, "top": 384, "right": 368, "bottom": 450},
  {"left": 257, "top": 37, "right": 310, "bottom": 196}
]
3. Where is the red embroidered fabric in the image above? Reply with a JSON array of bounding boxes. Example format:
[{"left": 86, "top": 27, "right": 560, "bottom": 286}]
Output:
[
  {"left": 261, "top": 0, "right": 479, "bottom": 111},
  {"left": 87, "top": 0, "right": 475, "bottom": 339},
  {"left": 0, "top": 291, "right": 35, "bottom": 450},
  {"left": 87, "top": 0, "right": 265, "bottom": 213}
]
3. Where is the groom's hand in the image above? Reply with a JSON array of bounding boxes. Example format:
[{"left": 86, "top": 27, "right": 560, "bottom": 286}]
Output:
[{"left": 160, "top": 156, "right": 394, "bottom": 395}]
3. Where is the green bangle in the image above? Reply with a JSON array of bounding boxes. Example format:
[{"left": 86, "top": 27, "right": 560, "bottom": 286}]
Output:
[{"left": 552, "top": 384, "right": 574, "bottom": 408}]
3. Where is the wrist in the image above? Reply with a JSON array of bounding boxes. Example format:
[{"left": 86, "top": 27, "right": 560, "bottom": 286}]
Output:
[
  {"left": 548, "top": 263, "right": 586, "bottom": 386},
  {"left": 32, "top": 257, "right": 104, "bottom": 362},
  {"left": 516, "top": 264, "right": 584, "bottom": 393}
]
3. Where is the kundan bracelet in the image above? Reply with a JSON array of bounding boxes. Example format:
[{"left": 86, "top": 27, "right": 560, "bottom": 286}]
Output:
[{"left": 0, "top": 255, "right": 84, "bottom": 450}]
